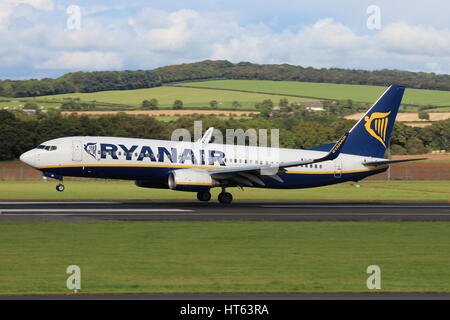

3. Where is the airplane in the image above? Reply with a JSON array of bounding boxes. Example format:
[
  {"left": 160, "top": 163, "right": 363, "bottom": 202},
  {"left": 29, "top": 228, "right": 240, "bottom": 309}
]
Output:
[{"left": 19, "top": 85, "right": 425, "bottom": 204}]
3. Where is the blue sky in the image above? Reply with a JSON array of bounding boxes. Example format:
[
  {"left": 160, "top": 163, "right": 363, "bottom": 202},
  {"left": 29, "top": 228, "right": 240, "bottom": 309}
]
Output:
[{"left": 1, "top": 0, "right": 450, "bottom": 79}]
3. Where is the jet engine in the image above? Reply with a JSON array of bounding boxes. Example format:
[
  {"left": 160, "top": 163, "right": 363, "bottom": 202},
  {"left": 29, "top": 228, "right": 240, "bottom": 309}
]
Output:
[{"left": 168, "top": 169, "right": 218, "bottom": 192}]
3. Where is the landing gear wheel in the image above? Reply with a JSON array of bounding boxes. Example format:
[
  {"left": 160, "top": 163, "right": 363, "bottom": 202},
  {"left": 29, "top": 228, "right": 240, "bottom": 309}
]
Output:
[
  {"left": 197, "top": 191, "right": 211, "bottom": 202},
  {"left": 218, "top": 192, "right": 233, "bottom": 204},
  {"left": 56, "top": 184, "right": 65, "bottom": 192}
]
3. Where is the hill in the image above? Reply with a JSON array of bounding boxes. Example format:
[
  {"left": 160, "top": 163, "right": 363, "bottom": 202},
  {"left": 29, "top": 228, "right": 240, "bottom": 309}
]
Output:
[{"left": 2, "top": 60, "right": 450, "bottom": 98}]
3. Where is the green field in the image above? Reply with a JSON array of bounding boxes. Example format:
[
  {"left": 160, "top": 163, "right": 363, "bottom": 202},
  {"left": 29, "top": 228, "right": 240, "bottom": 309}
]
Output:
[
  {"left": 177, "top": 80, "right": 450, "bottom": 107},
  {"left": 21, "top": 86, "right": 317, "bottom": 110},
  {"left": 1, "top": 221, "right": 450, "bottom": 294},
  {"left": 0, "top": 180, "right": 448, "bottom": 202}
]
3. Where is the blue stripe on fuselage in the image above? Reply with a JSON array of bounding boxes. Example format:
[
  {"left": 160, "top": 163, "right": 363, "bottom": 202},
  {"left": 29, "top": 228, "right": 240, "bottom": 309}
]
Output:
[{"left": 40, "top": 165, "right": 387, "bottom": 189}]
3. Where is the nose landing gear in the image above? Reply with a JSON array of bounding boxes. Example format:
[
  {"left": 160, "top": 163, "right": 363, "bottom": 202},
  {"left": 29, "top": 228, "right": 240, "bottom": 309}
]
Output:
[{"left": 56, "top": 183, "right": 65, "bottom": 192}]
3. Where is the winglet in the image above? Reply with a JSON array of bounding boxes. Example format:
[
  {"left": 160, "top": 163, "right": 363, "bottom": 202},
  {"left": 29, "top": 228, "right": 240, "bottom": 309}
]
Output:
[
  {"left": 314, "top": 132, "right": 349, "bottom": 162},
  {"left": 197, "top": 127, "right": 215, "bottom": 144}
]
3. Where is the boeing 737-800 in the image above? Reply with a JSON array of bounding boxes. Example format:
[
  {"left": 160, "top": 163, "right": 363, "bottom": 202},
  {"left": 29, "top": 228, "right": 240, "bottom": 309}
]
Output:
[{"left": 19, "top": 85, "right": 424, "bottom": 204}]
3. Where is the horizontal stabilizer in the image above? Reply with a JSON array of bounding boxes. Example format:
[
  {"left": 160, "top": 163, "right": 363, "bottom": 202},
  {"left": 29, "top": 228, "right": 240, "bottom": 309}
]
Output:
[{"left": 363, "top": 158, "right": 427, "bottom": 166}]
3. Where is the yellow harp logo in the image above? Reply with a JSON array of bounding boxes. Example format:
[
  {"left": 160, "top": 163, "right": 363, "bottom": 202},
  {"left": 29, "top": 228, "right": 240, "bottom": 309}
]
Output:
[{"left": 364, "top": 111, "right": 391, "bottom": 148}]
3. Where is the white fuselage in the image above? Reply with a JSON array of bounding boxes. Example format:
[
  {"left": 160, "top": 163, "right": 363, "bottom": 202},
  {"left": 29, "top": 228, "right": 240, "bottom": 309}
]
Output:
[{"left": 20, "top": 136, "right": 387, "bottom": 190}]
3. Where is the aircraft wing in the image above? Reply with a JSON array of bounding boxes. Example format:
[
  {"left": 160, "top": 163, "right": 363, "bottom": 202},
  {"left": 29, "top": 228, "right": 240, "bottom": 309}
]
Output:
[{"left": 208, "top": 132, "right": 349, "bottom": 186}]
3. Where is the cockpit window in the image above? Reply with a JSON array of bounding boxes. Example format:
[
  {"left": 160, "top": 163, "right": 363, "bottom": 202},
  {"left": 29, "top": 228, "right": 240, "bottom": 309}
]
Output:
[{"left": 36, "top": 145, "right": 57, "bottom": 151}]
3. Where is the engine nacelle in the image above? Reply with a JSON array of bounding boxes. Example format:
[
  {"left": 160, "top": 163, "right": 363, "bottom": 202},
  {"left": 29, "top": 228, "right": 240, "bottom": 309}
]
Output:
[{"left": 168, "top": 169, "right": 218, "bottom": 192}]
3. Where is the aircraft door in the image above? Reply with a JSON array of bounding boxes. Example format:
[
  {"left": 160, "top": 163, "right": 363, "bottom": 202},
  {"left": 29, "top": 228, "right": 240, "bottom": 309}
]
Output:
[
  {"left": 72, "top": 140, "right": 82, "bottom": 162},
  {"left": 334, "top": 159, "right": 342, "bottom": 178}
]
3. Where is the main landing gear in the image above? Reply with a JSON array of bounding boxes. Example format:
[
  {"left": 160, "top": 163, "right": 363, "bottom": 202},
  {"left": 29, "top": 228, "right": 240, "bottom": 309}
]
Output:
[
  {"left": 197, "top": 191, "right": 211, "bottom": 202},
  {"left": 196, "top": 189, "right": 233, "bottom": 204},
  {"left": 56, "top": 183, "right": 65, "bottom": 192},
  {"left": 218, "top": 189, "right": 233, "bottom": 204}
]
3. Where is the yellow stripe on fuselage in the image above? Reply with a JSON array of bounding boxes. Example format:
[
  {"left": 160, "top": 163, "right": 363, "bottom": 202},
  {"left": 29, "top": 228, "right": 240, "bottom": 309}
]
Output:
[{"left": 176, "top": 182, "right": 212, "bottom": 186}]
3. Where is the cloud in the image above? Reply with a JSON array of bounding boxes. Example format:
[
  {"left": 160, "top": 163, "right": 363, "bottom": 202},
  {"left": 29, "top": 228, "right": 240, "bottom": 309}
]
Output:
[
  {"left": 37, "top": 51, "right": 124, "bottom": 70},
  {"left": 0, "top": 3, "right": 14, "bottom": 29},
  {"left": 300, "top": 18, "right": 364, "bottom": 49},
  {"left": 2, "top": 3, "right": 450, "bottom": 79},
  {"left": 380, "top": 22, "right": 450, "bottom": 56},
  {"left": 211, "top": 18, "right": 367, "bottom": 67},
  {"left": 5, "top": 0, "right": 54, "bottom": 11},
  {"left": 135, "top": 9, "right": 200, "bottom": 51}
]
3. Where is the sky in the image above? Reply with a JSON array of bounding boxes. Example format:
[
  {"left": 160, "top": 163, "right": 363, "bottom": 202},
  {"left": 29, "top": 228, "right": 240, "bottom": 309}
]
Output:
[{"left": 2, "top": 0, "right": 450, "bottom": 79}]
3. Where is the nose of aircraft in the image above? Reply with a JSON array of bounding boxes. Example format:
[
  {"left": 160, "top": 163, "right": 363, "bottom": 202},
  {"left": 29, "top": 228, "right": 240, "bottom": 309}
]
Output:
[{"left": 20, "top": 150, "right": 36, "bottom": 167}]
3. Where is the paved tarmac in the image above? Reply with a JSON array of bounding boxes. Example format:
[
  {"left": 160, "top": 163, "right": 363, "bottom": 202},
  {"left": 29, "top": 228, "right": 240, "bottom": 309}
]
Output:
[{"left": 0, "top": 201, "right": 449, "bottom": 221}]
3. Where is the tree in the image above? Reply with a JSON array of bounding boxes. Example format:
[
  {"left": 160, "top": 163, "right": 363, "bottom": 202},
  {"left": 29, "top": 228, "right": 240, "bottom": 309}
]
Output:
[
  {"left": 418, "top": 111, "right": 430, "bottom": 120},
  {"left": 279, "top": 98, "right": 289, "bottom": 108},
  {"left": 23, "top": 102, "right": 39, "bottom": 110},
  {"left": 210, "top": 100, "right": 218, "bottom": 109},
  {"left": 260, "top": 99, "right": 273, "bottom": 109},
  {"left": 173, "top": 99, "right": 184, "bottom": 110},
  {"left": 141, "top": 100, "right": 151, "bottom": 109},
  {"left": 231, "top": 101, "right": 241, "bottom": 110},
  {"left": 142, "top": 99, "right": 159, "bottom": 110},
  {"left": 255, "top": 99, "right": 273, "bottom": 118},
  {"left": 149, "top": 98, "right": 159, "bottom": 110}
]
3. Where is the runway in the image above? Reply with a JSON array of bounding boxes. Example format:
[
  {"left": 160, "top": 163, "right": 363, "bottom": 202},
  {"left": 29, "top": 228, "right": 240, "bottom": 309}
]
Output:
[{"left": 1, "top": 201, "right": 450, "bottom": 221}]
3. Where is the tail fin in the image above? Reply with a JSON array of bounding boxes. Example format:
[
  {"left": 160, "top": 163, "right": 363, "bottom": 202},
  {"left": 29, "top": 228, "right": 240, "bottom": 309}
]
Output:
[{"left": 341, "top": 85, "right": 405, "bottom": 158}]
